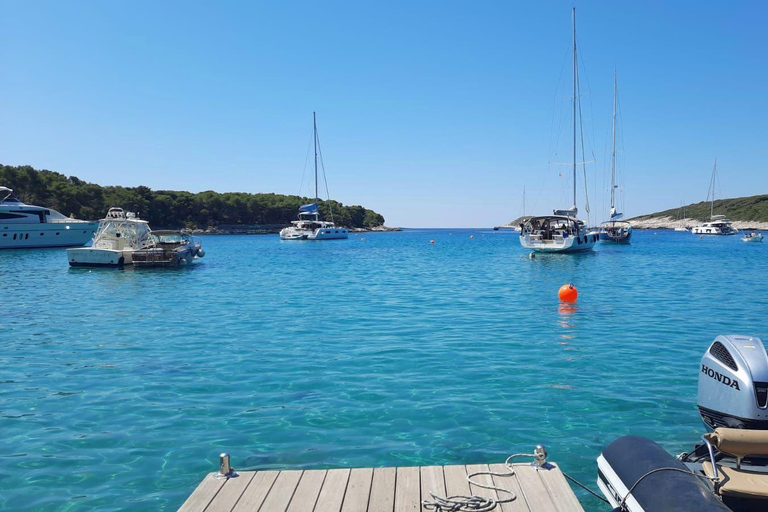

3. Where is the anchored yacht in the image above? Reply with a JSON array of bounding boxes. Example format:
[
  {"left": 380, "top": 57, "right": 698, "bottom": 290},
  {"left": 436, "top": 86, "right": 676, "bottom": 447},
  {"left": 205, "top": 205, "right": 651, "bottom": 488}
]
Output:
[
  {"left": 520, "top": 9, "right": 596, "bottom": 253},
  {"left": 692, "top": 159, "right": 738, "bottom": 236},
  {"left": 0, "top": 186, "right": 98, "bottom": 249},
  {"left": 67, "top": 208, "right": 152, "bottom": 266},
  {"left": 280, "top": 112, "right": 348, "bottom": 241}
]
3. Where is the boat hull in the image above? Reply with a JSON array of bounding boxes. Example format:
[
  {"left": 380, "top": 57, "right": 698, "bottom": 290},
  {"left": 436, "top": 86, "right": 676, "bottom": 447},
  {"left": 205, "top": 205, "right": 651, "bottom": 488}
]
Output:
[
  {"left": 67, "top": 248, "right": 132, "bottom": 267},
  {"left": 598, "top": 230, "right": 632, "bottom": 244},
  {"left": 280, "top": 227, "right": 349, "bottom": 240},
  {"left": 1, "top": 222, "right": 98, "bottom": 249},
  {"left": 520, "top": 232, "right": 598, "bottom": 253}
]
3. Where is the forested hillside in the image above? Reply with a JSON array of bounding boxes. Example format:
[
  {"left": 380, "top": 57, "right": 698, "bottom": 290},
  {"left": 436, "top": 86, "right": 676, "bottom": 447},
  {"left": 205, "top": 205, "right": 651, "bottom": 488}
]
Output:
[
  {"left": 631, "top": 195, "right": 768, "bottom": 222},
  {"left": 0, "top": 164, "right": 385, "bottom": 229}
]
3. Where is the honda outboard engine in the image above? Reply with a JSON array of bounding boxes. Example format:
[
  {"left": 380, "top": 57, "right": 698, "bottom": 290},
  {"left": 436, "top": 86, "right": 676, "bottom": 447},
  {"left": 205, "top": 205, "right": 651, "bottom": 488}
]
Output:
[{"left": 698, "top": 335, "right": 768, "bottom": 430}]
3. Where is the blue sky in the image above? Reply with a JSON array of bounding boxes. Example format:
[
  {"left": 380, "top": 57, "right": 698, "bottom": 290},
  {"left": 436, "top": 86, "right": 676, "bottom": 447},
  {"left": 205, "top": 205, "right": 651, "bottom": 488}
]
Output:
[{"left": 1, "top": 1, "right": 766, "bottom": 227}]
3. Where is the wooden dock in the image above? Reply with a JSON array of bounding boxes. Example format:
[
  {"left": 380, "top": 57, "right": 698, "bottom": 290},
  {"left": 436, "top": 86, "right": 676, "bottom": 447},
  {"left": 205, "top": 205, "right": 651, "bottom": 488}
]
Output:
[{"left": 179, "top": 462, "right": 584, "bottom": 512}]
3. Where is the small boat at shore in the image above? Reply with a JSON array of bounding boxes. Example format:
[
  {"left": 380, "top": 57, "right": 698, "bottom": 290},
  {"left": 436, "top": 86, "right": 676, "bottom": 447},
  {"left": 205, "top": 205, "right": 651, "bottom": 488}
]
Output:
[
  {"left": 675, "top": 200, "right": 691, "bottom": 231},
  {"left": 280, "top": 112, "right": 348, "bottom": 241},
  {"left": 692, "top": 159, "right": 738, "bottom": 236},
  {"left": 1, "top": 186, "right": 98, "bottom": 249},
  {"left": 598, "top": 334, "right": 768, "bottom": 512},
  {"left": 742, "top": 232, "right": 763, "bottom": 243}
]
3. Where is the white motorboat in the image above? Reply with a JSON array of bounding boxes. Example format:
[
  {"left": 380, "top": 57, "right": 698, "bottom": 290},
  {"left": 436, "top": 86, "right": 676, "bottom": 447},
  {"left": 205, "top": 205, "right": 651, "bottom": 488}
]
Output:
[
  {"left": 132, "top": 230, "right": 205, "bottom": 267},
  {"left": 742, "top": 232, "right": 763, "bottom": 243},
  {"left": 280, "top": 112, "right": 348, "bottom": 241},
  {"left": 598, "top": 70, "right": 632, "bottom": 244},
  {"left": 0, "top": 186, "right": 98, "bottom": 249},
  {"left": 520, "top": 8, "right": 596, "bottom": 253},
  {"left": 692, "top": 159, "right": 738, "bottom": 235},
  {"left": 67, "top": 208, "right": 152, "bottom": 266}
]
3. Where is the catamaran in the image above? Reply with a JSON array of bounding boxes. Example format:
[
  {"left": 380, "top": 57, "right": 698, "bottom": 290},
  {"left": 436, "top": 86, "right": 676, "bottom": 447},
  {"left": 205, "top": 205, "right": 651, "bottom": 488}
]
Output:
[
  {"left": 597, "top": 70, "right": 632, "bottom": 244},
  {"left": 691, "top": 159, "right": 738, "bottom": 235},
  {"left": 520, "top": 8, "right": 598, "bottom": 253},
  {"left": 280, "top": 113, "right": 348, "bottom": 241}
]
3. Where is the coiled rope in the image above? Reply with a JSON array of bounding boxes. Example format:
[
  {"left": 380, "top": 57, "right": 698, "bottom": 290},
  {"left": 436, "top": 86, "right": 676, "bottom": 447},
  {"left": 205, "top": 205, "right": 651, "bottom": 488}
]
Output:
[{"left": 421, "top": 453, "right": 535, "bottom": 512}]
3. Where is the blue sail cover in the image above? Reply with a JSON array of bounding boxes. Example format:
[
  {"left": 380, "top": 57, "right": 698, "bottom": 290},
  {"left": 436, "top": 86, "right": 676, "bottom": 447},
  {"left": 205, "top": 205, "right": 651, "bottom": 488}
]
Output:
[{"left": 299, "top": 202, "right": 318, "bottom": 213}]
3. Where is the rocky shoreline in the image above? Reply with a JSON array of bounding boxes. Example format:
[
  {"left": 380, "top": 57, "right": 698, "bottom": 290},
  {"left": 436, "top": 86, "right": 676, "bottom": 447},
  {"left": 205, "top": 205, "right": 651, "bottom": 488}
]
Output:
[{"left": 628, "top": 216, "right": 768, "bottom": 230}]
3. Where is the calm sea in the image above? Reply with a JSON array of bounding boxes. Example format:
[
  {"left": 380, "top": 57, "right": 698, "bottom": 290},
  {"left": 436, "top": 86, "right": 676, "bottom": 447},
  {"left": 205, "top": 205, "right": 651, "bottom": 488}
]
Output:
[{"left": 2, "top": 229, "right": 766, "bottom": 511}]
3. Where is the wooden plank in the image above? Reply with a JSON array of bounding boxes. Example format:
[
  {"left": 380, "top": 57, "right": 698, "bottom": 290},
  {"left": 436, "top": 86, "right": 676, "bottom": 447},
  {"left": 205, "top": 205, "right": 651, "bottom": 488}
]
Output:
[
  {"left": 313, "top": 468, "right": 351, "bottom": 512},
  {"left": 204, "top": 472, "right": 256, "bottom": 512},
  {"left": 394, "top": 466, "right": 420, "bottom": 512},
  {"left": 512, "top": 464, "right": 557, "bottom": 512},
  {"left": 257, "top": 470, "right": 303, "bottom": 512},
  {"left": 231, "top": 470, "right": 279, "bottom": 512},
  {"left": 466, "top": 464, "right": 500, "bottom": 505},
  {"left": 442, "top": 465, "right": 470, "bottom": 497},
  {"left": 367, "top": 467, "right": 396, "bottom": 512},
  {"left": 178, "top": 473, "right": 226, "bottom": 512},
  {"left": 488, "top": 463, "right": 531, "bottom": 512},
  {"left": 536, "top": 463, "right": 584, "bottom": 512},
  {"left": 419, "top": 466, "right": 445, "bottom": 505},
  {"left": 286, "top": 470, "right": 327, "bottom": 512},
  {"left": 341, "top": 468, "right": 374, "bottom": 512}
]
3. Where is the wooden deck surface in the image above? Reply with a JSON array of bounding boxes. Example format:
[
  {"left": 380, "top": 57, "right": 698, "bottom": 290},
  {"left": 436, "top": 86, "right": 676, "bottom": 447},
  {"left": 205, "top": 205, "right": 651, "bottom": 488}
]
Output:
[{"left": 178, "top": 463, "right": 584, "bottom": 512}]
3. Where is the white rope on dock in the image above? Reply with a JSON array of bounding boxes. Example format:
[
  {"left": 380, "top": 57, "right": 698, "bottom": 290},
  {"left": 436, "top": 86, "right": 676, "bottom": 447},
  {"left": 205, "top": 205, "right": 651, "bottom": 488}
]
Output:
[{"left": 421, "top": 452, "right": 536, "bottom": 512}]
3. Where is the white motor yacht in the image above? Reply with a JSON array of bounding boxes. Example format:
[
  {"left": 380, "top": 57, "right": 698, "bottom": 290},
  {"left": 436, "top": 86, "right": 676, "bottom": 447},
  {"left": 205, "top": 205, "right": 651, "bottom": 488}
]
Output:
[
  {"left": 692, "top": 215, "right": 738, "bottom": 235},
  {"left": 0, "top": 186, "right": 98, "bottom": 249},
  {"left": 67, "top": 208, "right": 152, "bottom": 266},
  {"left": 280, "top": 112, "right": 348, "bottom": 241}
]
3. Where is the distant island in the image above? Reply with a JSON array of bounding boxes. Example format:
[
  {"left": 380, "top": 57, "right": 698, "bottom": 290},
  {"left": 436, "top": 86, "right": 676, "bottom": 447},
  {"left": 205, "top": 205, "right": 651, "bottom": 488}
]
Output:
[
  {"left": 0, "top": 164, "right": 390, "bottom": 232},
  {"left": 628, "top": 195, "right": 768, "bottom": 229}
]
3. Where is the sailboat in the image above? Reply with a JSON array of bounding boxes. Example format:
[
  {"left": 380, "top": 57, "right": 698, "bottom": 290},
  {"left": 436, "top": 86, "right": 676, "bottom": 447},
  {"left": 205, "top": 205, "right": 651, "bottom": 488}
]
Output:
[
  {"left": 598, "top": 70, "right": 632, "bottom": 244},
  {"left": 674, "top": 200, "right": 690, "bottom": 231},
  {"left": 520, "top": 7, "right": 598, "bottom": 253},
  {"left": 279, "top": 112, "right": 349, "bottom": 241},
  {"left": 691, "top": 159, "right": 738, "bottom": 235}
]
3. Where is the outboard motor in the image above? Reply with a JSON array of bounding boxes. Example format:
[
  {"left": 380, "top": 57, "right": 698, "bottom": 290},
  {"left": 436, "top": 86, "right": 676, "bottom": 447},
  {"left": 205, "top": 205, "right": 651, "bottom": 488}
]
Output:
[{"left": 698, "top": 335, "right": 768, "bottom": 430}]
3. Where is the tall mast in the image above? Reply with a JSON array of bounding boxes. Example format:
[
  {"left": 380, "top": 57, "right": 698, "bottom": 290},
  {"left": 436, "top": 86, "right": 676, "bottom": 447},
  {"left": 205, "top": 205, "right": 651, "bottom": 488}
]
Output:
[
  {"left": 572, "top": 7, "right": 577, "bottom": 210},
  {"left": 710, "top": 157, "right": 717, "bottom": 219},
  {"left": 610, "top": 68, "right": 617, "bottom": 211},
  {"left": 313, "top": 111, "right": 318, "bottom": 207}
]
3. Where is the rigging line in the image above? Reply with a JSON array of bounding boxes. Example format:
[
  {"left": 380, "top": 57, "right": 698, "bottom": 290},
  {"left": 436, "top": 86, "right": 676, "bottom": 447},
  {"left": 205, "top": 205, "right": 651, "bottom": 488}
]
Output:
[
  {"left": 575, "top": 31, "right": 599, "bottom": 170},
  {"left": 576, "top": 51, "right": 590, "bottom": 217},
  {"left": 548, "top": 35, "right": 573, "bottom": 168},
  {"left": 316, "top": 135, "right": 335, "bottom": 223},
  {"left": 298, "top": 128, "right": 314, "bottom": 198}
]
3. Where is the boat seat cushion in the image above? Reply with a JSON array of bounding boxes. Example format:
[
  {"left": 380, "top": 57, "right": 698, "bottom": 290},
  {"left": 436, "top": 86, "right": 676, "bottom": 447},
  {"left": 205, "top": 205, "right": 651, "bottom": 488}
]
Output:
[
  {"left": 704, "top": 428, "right": 768, "bottom": 458},
  {"left": 702, "top": 461, "right": 768, "bottom": 499}
]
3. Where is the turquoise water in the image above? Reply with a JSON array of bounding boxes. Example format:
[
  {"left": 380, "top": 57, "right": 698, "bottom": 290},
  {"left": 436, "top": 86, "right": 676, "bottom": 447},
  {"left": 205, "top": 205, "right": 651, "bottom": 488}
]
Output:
[{"left": 2, "top": 230, "right": 766, "bottom": 511}]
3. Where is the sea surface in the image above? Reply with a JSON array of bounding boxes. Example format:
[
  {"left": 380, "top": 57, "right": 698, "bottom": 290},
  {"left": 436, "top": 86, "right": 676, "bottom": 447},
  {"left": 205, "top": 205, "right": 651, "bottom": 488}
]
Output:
[{"left": 1, "top": 229, "right": 766, "bottom": 511}]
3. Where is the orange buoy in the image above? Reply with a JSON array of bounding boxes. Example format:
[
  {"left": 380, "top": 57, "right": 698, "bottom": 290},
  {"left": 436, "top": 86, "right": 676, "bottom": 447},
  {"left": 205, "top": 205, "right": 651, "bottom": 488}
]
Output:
[
  {"left": 430, "top": 240, "right": 435, "bottom": 244},
  {"left": 558, "top": 283, "right": 578, "bottom": 302}
]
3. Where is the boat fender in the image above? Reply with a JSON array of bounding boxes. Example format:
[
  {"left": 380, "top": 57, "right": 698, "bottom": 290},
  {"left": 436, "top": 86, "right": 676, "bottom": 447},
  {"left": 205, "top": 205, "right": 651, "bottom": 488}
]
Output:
[{"left": 197, "top": 248, "right": 205, "bottom": 258}]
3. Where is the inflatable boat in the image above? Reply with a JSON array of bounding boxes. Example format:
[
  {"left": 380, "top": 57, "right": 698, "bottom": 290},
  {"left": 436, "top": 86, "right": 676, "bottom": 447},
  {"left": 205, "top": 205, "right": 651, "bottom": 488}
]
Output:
[{"left": 597, "top": 334, "right": 768, "bottom": 512}]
